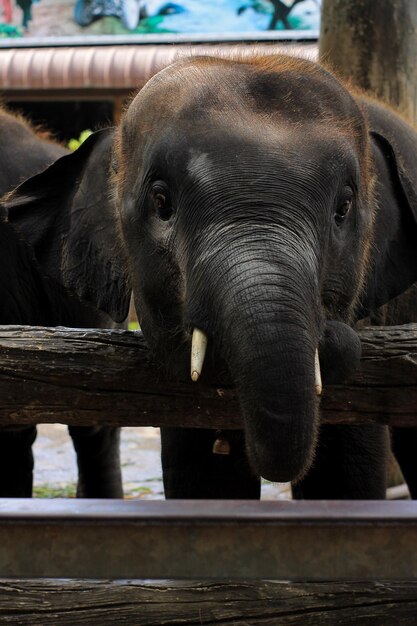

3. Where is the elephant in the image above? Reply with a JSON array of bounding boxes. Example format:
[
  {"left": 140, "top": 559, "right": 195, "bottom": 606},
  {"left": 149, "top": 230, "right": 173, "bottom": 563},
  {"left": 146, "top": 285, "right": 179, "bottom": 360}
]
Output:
[
  {"left": 4, "top": 54, "right": 417, "bottom": 500},
  {"left": 0, "top": 106, "right": 123, "bottom": 498}
]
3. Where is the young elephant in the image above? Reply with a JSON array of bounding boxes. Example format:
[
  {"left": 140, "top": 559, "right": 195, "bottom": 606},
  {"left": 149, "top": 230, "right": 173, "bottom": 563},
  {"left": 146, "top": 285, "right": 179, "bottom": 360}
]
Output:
[
  {"left": 0, "top": 107, "right": 123, "bottom": 498},
  {"left": 4, "top": 55, "right": 417, "bottom": 499}
]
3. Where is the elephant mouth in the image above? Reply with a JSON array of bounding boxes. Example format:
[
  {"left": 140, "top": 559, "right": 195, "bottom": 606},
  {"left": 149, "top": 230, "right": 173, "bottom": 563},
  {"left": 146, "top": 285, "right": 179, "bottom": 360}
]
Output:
[
  {"left": 191, "top": 325, "right": 323, "bottom": 396},
  {"left": 189, "top": 321, "right": 361, "bottom": 389}
]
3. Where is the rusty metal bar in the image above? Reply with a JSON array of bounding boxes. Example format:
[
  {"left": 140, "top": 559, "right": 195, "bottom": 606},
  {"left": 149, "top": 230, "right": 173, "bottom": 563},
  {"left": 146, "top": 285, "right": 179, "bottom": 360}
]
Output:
[{"left": 0, "top": 499, "right": 416, "bottom": 580}]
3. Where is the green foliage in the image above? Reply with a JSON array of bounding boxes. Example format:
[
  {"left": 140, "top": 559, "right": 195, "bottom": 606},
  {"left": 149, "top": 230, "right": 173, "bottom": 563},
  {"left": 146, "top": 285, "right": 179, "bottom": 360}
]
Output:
[
  {"left": 125, "top": 486, "right": 153, "bottom": 498},
  {"left": 33, "top": 484, "right": 76, "bottom": 498},
  {"left": 128, "top": 320, "right": 140, "bottom": 330},
  {"left": 68, "top": 129, "right": 93, "bottom": 151}
]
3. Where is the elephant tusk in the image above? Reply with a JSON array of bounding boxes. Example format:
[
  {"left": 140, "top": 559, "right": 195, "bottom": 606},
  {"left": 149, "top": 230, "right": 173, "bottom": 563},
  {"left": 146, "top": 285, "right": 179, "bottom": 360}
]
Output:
[
  {"left": 191, "top": 328, "right": 208, "bottom": 382},
  {"left": 315, "top": 348, "right": 322, "bottom": 397}
]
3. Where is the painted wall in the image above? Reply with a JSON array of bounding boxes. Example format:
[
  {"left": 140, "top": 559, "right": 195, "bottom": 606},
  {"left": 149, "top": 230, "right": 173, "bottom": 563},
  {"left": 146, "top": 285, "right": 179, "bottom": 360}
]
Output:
[{"left": 1, "top": 0, "right": 321, "bottom": 40}]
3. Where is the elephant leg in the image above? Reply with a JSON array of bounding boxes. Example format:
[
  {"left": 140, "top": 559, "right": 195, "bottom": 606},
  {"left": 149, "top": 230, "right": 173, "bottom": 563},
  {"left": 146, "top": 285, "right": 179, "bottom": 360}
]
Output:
[
  {"left": 292, "top": 424, "right": 389, "bottom": 500},
  {"left": 68, "top": 426, "right": 123, "bottom": 498},
  {"left": 161, "top": 427, "right": 261, "bottom": 499},
  {"left": 391, "top": 427, "right": 417, "bottom": 499},
  {"left": 0, "top": 426, "right": 37, "bottom": 497}
]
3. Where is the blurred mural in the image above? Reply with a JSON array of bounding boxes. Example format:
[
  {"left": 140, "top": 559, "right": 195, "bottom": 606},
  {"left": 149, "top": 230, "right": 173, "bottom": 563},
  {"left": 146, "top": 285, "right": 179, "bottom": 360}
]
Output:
[{"left": 0, "top": 0, "right": 320, "bottom": 40}]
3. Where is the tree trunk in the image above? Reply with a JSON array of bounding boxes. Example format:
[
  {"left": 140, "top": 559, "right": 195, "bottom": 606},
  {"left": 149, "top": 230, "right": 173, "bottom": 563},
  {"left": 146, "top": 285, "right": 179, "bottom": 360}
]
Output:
[{"left": 319, "top": 0, "right": 417, "bottom": 125}]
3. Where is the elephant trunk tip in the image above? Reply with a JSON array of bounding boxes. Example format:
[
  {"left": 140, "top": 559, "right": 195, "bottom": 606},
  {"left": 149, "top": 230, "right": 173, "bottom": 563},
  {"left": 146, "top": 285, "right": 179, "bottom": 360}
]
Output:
[
  {"left": 247, "top": 431, "right": 317, "bottom": 483},
  {"left": 243, "top": 396, "right": 319, "bottom": 483}
]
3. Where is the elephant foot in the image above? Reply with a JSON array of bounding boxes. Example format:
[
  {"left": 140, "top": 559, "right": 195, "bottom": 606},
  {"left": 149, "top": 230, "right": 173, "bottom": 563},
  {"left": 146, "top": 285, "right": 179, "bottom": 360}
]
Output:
[
  {"left": 0, "top": 426, "right": 37, "bottom": 497},
  {"left": 69, "top": 426, "right": 123, "bottom": 498}
]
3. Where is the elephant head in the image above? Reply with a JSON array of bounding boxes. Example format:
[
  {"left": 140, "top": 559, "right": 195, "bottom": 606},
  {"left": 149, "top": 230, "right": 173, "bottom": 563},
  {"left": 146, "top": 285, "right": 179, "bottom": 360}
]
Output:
[{"left": 5, "top": 55, "right": 417, "bottom": 484}]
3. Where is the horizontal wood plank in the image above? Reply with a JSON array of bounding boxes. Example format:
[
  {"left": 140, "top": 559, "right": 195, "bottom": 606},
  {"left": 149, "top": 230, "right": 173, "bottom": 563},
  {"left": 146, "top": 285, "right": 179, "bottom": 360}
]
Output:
[
  {"left": 0, "top": 578, "right": 416, "bottom": 625},
  {"left": 0, "top": 324, "right": 416, "bottom": 428}
]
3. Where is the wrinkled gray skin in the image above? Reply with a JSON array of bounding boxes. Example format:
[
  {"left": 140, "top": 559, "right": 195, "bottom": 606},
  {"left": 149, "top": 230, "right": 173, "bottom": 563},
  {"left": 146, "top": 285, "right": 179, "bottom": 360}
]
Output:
[
  {"left": 5, "top": 55, "right": 417, "bottom": 499},
  {"left": 0, "top": 107, "right": 123, "bottom": 498}
]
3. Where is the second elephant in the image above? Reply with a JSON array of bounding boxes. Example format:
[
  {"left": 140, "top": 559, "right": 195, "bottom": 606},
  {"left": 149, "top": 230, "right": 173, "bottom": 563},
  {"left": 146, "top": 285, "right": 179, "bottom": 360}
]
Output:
[{"left": 0, "top": 106, "right": 123, "bottom": 498}]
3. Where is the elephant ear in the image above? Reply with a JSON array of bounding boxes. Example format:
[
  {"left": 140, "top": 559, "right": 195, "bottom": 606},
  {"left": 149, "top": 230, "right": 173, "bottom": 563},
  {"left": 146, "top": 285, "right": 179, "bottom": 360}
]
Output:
[
  {"left": 357, "top": 98, "right": 417, "bottom": 318},
  {"left": 3, "top": 128, "right": 131, "bottom": 323}
]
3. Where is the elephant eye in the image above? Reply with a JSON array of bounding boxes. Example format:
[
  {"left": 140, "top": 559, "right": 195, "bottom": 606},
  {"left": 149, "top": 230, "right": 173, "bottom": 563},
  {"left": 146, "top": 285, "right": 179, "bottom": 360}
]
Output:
[
  {"left": 150, "top": 181, "right": 174, "bottom": 221},
  {"left": 334, "top": 198, "right": 352, "bottom": 226}
]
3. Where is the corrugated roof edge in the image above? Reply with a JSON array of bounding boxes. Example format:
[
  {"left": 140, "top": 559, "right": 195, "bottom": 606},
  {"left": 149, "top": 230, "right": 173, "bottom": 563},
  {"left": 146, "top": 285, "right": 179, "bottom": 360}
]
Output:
[{"left": 0, "top": 43, "right": 318, "bottom": 92}]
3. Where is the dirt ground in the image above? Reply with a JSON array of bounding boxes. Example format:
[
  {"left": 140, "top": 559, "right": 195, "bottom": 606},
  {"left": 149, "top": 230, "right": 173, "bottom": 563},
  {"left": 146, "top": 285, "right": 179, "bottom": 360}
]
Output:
[{"left": 33, "top": 424, "right": 291, "bottom": 499}]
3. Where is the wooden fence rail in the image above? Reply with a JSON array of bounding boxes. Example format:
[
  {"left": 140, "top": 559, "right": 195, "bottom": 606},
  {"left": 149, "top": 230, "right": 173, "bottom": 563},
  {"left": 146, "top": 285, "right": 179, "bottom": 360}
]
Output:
[
  {"left": 2, "top": 577, "right": 417, "bottom": 626},
  {"left": 0, "top": 323, "right": 415, "bottom": 428}
]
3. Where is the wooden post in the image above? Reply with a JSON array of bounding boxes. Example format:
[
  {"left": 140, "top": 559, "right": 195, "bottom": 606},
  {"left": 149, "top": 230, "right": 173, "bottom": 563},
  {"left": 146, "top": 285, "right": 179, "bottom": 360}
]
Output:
[{"left": 319, "top": 0, "right": 417, "bottom": 125}]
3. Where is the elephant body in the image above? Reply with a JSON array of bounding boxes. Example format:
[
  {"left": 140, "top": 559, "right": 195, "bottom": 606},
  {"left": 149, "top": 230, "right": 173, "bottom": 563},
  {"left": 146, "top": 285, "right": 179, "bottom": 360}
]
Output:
[
  {"left": 4, "top": 55, "right": 417, "bottom": 499},
  {"left": 0, "top": 107, "right": 123, "bottom": 498}
]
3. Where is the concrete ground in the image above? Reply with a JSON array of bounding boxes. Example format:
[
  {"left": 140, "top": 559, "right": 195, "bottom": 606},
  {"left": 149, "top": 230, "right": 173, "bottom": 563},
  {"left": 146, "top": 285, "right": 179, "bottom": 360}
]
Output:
[{"left": 33, "top": 424, "right": 291, "bottom": 500}]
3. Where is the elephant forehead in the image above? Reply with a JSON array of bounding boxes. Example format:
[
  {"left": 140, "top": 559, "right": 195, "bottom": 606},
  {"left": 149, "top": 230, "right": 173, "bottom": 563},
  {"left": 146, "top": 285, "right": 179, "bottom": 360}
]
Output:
[
  {"left": 183, "top": 129, "right": 356, "bottom": 182},
  {"left": 126, "top": 96, "right": 359, "bottom": 168},
  {"left": 127, "top": 56, "right": 362, "bottom": 132},
  {"left": 187, "top": 151, "right": 213, "bottom": 184}
]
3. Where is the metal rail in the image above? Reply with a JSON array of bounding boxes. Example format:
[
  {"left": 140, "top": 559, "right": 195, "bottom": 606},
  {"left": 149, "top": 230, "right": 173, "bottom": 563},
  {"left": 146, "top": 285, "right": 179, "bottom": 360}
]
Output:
[{"left": 0, "top": 499, "right": 416, "bottom": 580}]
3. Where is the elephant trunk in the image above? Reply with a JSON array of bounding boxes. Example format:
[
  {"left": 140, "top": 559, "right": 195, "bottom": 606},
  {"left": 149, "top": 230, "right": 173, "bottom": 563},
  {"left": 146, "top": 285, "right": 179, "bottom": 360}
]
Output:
[
  {"left": 224, "top": 300, "right": 319, "bottom": 483},
  {"left": 188, "top": 238, "right": 322, "bottom": 483}
]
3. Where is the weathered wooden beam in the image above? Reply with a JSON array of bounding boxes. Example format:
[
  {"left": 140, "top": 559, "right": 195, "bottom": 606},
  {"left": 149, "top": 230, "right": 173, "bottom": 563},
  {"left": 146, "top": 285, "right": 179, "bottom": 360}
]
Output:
[
  {"left": 1, "top": 578, "right": 417, "bottom": 625},
  {"left": 0, "top": 499, "right": 417, "bottom": 580},
  {"left": 0, "top": 324, "right": 416, "bottom": 428}
]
